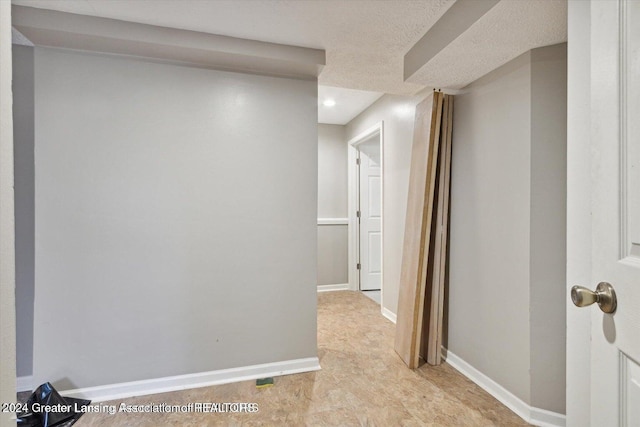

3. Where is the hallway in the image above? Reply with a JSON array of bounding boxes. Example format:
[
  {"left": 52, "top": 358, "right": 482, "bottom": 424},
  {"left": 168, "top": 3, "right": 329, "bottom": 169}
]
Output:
[{"left": 72, "top": 291, "right": 529, "bottom": 426}]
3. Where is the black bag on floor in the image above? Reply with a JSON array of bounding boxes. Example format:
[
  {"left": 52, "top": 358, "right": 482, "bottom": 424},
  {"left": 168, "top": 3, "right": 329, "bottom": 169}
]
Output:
[{"left": 16, "top": 382, "right": 90, "bottom": 427}]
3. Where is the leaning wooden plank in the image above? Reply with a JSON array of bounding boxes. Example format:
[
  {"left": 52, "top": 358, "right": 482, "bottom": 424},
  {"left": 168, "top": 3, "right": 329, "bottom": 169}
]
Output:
[
  {"left": 420, "top": 147, "right": 440, "bottom": 363},
  {"left": 424, "top": 95, "right": 449, "bottom": 365},
  {"left": 436, "top": 95, "right": 454, "bottom": 361},
  {"left": 394, "top": 93, "right": 436, "bottom": 368},
  {"left": 415, "top": 92, "right": 445, "bottom": 366},
  {"left": 394, "top": 91, "right": 444, "bottom": 368},
  {"left": 421, "top": 94, "right": 447, "bottom": 363},
  {"left": 426, "top": 94, "right": 454, "bottom": 365}
]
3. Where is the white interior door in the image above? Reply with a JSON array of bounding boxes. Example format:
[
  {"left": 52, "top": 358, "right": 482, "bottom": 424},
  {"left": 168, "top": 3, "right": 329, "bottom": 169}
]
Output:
[
  {"left": 574, "top": 1, "right": 640, "bottom": 425},
  {"left": 358, "top": 136, "right": 381, "bottom": 291}
]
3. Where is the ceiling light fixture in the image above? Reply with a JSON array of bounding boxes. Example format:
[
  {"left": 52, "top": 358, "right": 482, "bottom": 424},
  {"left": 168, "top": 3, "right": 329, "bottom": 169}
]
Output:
[{"left": 323, "top": 99, "right": 336, "bottom": 107}]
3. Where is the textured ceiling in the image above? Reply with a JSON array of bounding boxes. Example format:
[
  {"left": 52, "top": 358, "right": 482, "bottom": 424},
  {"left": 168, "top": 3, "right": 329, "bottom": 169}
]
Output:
[
  {"left": 11, "top": 0, "right": 567, "bottom": 122},
  {"left": 12, "top": 0, "right": 456, "bottom": 95},
  {"left": 407, "top": 0, "right": 567, "bottom": 89}
]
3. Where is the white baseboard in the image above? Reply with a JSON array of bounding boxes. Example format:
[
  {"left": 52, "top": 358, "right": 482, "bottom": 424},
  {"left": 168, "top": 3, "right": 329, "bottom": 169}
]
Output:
[
  {"left": 58, "top": 357, "right": 320, "bottom": 403},
  {"left": 530, "top": 407, "right": 567, "bottom": 427},
  {"left": 16, "top": 375, "right": 33, "bottom": 392},
  {"left": 381, "top": 307, "right": 397, "bottom": 324},
  {"left": 317, "top": 218, "right": 348, "bottom": 225},
  {"left": 317, "top": 283, "right": 349, "bottom": 292},
  {"left": 442, "top": 349, "right": 565, "bottom": 427}
]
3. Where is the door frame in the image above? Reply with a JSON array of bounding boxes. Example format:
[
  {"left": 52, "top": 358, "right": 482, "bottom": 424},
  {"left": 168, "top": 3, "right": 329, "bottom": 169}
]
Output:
[
  {"left": 347, "top": 122, "right": 384, "bottom": 297},
  {"left": 566, "top": 0, "right": 593, "bottom": 424}
]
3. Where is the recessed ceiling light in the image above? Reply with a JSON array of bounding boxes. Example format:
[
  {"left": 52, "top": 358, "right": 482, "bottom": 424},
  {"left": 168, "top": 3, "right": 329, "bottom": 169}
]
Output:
[{"left": 323, "top": 99, "right": 336, "bottom": 107}]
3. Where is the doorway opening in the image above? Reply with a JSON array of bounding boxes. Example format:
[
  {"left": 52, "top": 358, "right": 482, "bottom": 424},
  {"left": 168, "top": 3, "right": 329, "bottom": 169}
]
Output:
[{"left": 348, "top": 122, "right": 383, "bottom": 306}]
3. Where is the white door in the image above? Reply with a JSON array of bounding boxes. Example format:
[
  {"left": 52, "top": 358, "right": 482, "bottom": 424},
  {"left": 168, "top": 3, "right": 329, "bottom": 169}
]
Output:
[
  {"left": 570, "top": 1, "right": 640, "bottom": 425},
  {"left": 358, "top": 136, "right": 381, "bottom": 291}
]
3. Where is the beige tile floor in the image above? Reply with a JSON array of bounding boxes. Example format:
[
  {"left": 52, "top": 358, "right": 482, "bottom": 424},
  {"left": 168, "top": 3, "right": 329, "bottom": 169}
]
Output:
[
  {"left": 72, "top": 291, "right": 529, "bottom": 426},
  {"left": 361, "top": 290, "right": 381, "bottom": 304}
]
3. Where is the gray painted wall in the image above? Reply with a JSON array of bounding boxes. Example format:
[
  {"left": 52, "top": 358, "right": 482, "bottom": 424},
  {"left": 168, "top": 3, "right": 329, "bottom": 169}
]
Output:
[
  {"left": 448, "top": 44, "right": 567, "bottom": 413},
  {"left": 318, "top": 124, "right": 347, "bottom": 219},
  {"left": 346, "top": 94, "right": 425, "bottom": 315},
  {"left": 32, "top": 47, "right": 318, "bottom": 389},
  {"left": 529, "top": 44, "right": 567, "bottom": 414},
  {"left": 317, "top": 124, "right": 348, "bottom": 286},
  {"left": 448, "top": 51, "right": 533, "bottom": 404},
  {"left": 317, "top": 225, "right": 348, "bottom": 286},
  {"left": 0, "top": 1, "right": 17, "bottom": 423},
  {"left": 13, "top": 45, "right": 35, "bottom": 378}
]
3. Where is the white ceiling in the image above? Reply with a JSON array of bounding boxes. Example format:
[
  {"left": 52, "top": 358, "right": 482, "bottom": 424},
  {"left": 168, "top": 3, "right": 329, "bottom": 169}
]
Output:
[{"left": 12, "top": 0, "right": 567, "bottom": 124}]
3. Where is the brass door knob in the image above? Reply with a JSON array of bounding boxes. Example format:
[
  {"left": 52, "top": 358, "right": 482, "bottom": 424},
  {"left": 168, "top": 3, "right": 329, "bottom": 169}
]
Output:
[{"left": 571, "top": 282, "right": 617, "bottom": 314}]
